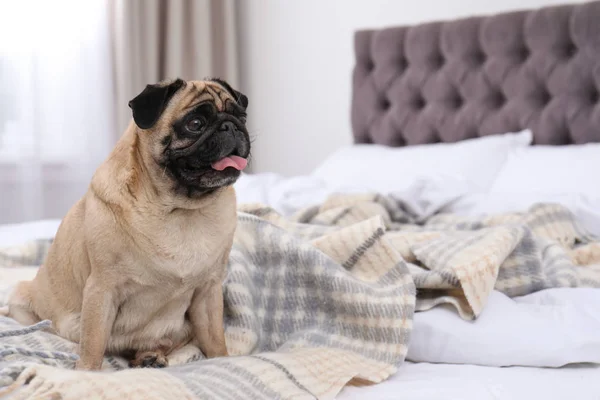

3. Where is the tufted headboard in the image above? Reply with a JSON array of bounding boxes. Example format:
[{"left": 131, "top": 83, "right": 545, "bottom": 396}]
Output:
[{"left": 351, "top": 1, "right": 600, "bottom": 146}]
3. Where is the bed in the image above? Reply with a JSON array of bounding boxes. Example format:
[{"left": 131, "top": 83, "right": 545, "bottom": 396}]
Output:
[
  {"left": 1, "top": 1, "right": 600, "bottom": 399},
  {"left": 339, "top": 2, "right": 600, "bottom": 397},
  {"left": 239, "top": 3, "right": 600, "bottom": 398}
]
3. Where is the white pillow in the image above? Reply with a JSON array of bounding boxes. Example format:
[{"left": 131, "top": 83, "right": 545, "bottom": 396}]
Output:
[
  {"left": 467, "top": 143, "right": 600, "bottom": 236},
  {"left": 311, "top": 130, "right": 532, "bottom": 195},
  {"left": 487, "top": 143, "right": 600, "bottom": 196}
]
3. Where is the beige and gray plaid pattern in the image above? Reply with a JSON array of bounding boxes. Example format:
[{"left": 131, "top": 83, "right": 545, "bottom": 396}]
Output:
[
  {"left": 0, "top": 206, "right": 413, "bottom": 399},
  {"left": 289, "top": 195, "right": 600, "bottom": 319},
  {"left": 1, "top": 193, "right": 599, "bottom": 399}
]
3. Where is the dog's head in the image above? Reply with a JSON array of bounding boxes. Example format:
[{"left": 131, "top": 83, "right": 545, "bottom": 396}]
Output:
[{"left": 128, "top": 78, "right": 250, "bottom": 198}]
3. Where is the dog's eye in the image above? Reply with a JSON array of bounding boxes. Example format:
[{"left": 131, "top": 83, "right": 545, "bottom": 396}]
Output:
[{"left": 185, "top": 118, "right": 205, "bottom": 132}]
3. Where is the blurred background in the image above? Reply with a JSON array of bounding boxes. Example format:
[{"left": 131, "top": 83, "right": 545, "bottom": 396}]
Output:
[{"left": 0, "top": 0, "right": 581, "bottom": 223}]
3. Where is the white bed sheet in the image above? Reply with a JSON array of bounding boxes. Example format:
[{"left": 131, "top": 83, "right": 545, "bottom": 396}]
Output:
[
  {"left": 409, "top": 288, "right": 600, "bottom": 368},
  {"left": 338, "top": 362, "right": 600, "bottom": 400}
]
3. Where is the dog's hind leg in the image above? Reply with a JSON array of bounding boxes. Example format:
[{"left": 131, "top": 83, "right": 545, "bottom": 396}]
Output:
[{"left": 5, "top": 281, "right": 41, "bottom": 326}]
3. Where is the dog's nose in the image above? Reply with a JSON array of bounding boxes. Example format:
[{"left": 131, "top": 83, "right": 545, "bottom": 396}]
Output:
[{"left": 219, "top": 121, "right": 236, "bottom": 133}]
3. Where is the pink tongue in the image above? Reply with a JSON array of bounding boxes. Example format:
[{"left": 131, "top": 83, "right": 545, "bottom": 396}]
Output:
[{"left": 211, "top": 155, "right": 248, "bottom": 171}]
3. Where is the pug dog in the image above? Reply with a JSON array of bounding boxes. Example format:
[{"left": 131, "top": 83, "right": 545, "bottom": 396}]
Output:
[{"left": 3, "top": 78, "right": 250, "bottom": 370}]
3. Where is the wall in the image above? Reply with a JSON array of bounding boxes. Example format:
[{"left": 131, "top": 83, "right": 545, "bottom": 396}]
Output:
[{"left": 236, "top": 0, "right": 583, "bottom": 176}]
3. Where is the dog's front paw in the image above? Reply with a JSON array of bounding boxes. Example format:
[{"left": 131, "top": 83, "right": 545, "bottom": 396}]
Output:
[{"left": 128, "top": 351, "right": 168, "bottom": 368}]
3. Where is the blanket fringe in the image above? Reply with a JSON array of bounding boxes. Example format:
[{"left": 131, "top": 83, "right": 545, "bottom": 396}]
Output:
[
  {"left": 0, "top": 320, "right": 52, "bottom": 338},
  {"left": 0, "top": 320, "right": 79, "bottom": 362},
  {"left": 0, "top": 320, "right": 79, "bottom": 391},
  {"left": 0, "top": 366, "right": 38, "bottom": 398}
]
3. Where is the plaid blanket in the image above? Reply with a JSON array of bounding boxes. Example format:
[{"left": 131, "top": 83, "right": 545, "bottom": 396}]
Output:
[{"left": 1, "top": 193, "right": 599, "bottom": 399}]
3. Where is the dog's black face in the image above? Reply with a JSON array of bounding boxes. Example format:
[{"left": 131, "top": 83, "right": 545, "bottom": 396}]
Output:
[
  {"left": 128, "top": 78, "right": 251, "bottom": 198},
  {"left": 166, "top": 89, "right": 250, "bottom": 195}
]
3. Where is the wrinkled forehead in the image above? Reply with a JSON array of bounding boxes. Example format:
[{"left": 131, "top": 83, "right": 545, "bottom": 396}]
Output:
[{"left": 176, "top": 80, "right": 235, "bottom": 113}]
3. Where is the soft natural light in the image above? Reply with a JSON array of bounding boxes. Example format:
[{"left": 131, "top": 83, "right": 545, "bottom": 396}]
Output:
[{"left": 0, "top": 0, "right": 113, "bottom": 163}]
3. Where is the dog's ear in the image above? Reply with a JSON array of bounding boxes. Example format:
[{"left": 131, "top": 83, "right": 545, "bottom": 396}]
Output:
[
  {"left": 210, "top": 78, "right": 248, "bottom": 109},
  {"left": 128, "top": 78, "right": 186, "bottom": 129}
]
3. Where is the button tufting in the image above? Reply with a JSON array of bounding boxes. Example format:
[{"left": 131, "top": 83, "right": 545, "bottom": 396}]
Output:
[
  {"left": 591, "top": 89, "right": 599, "bottom": 104},
  {"left": 519, "top": 47, "right": 530, "bottom": 62},
  {"left": 431, "top": 54, "right": 445, "bottom": 69},
  {"left": 379, "top": 96, "right": 391, "bottom": 109},
  {"left": 472, "top": 51, "right": 486, "bottom": 65},
  {"left": 351, "top": 6, "right": 600, "bottom": 147},
  {"left": 414, "top": 95, "right": 426, "bottom": 109},
  {"left": 398, "top": 58, "right": 407, "bottom": 70},
  {"left": 564, "top": 43, "right": 577, "bottom": 58},
  {"left": 453, "top": 95, "right": 464, "bottom": 108},
  {"left": 491, "top": 91, "right": 506, "bottom": 107},
  {"left": 538, "top": 88, "right": 551, "bottom": 105}
]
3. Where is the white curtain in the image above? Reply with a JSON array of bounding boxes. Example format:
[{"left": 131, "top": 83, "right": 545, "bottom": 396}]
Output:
[
  {"left": 0, "top": 0, "right": 115, "bottom": 224},
  {"left": 0, "top": 0, "right": 241, "bottom": 224}
]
